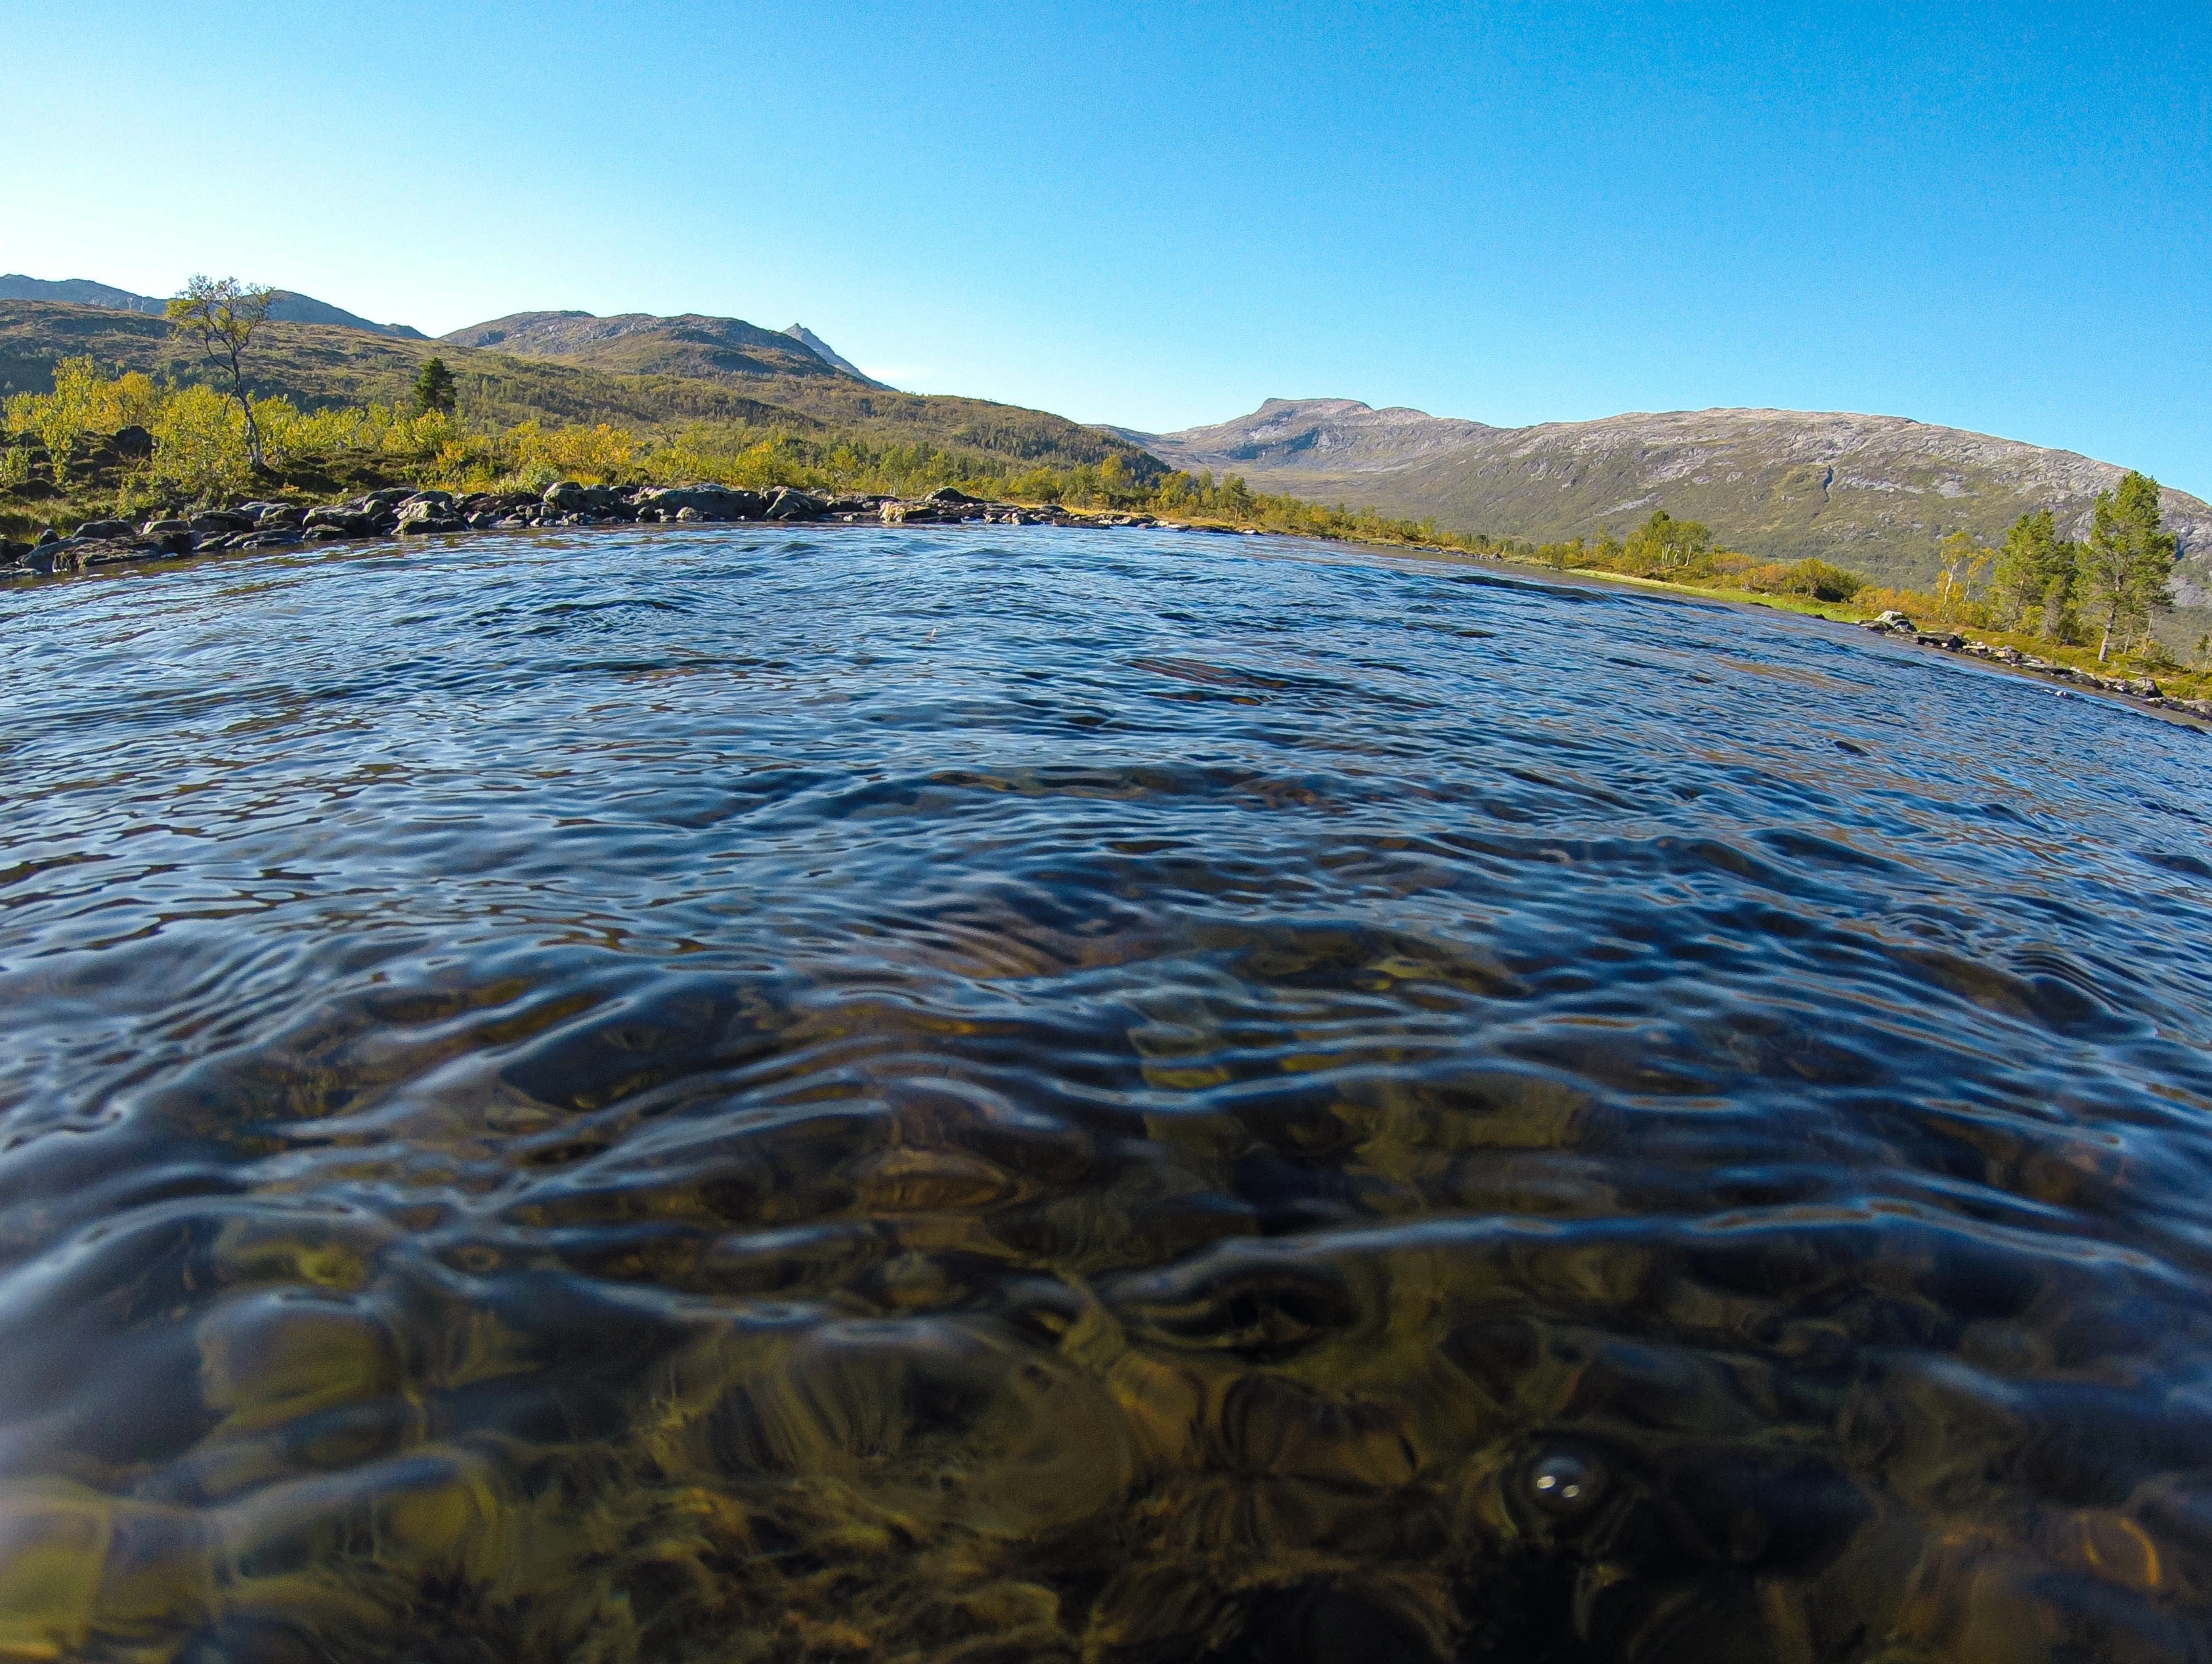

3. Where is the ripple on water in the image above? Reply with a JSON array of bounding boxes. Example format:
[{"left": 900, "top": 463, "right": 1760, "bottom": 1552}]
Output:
[{"left": 2, "top": 527, "right": 2211, "bottom": 1662}]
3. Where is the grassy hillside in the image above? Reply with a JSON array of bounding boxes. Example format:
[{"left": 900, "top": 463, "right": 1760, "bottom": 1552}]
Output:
[{"left": 0, "top": 301, "right": 1158, "bottom": 477}]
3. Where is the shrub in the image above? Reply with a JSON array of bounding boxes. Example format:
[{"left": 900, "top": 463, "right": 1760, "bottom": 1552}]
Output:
[
  {"left": 1790, "top": 559, "right": 1865, "bottom": 602},
  {"left": 512, "top": 420, "right": 640, "bottom": 483},
  {"left": 152, "top": 384, "right": 253, "bottom": 500}
]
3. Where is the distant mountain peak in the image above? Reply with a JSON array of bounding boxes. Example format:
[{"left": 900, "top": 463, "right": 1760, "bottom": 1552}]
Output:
[
  {"left": 262, "top": 292, "right": 426, "bottom": 341},
  {"left": 783, "top": 324, "right": 882, "bottom": 387},
  {"left": 439, "top": 309, "right": 877, "bottom": 385},
  {"left": 1144, "top": 397, "right": 1500, "bottom": 471},
  {"left": 0, "top": 275, "right": 165, "bottom": 315}
]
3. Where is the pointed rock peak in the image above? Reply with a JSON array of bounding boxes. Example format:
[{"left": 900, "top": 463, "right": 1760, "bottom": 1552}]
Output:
[{"left": 783, "top": 324, "right": 877, "bottom": 383}]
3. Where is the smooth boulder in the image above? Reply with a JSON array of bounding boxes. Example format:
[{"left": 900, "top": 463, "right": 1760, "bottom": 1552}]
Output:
[
  {"left": 632, "top": 485, "right": 768, "bottom": 522},
  {"left": 396, "top": 497, "right": 467, "bottom": 535},
  {"left": 764, "top": 487, "right": 826, "bottom": 521}
]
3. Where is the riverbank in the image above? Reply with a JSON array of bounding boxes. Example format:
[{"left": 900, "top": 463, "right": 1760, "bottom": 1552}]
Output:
[
  {"left": 1518, "top": 559, "right": 2212, "bottom": 728},
  {"left": 0, "top": 481, "right": 1116, "bottom": 576}
]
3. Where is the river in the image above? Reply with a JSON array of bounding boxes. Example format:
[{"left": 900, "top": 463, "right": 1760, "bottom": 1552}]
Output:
[{"left": 3, "top": 525, "right": 2210, "bottom": 1662}]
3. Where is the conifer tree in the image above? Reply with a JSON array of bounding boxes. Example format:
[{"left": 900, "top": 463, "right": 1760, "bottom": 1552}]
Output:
[
  {"left": 2077, "top": 471, "right": 2177, "bottom": 662},
  {"left": 412, "top": 358, "right": 458, "bottom": 418},
  {"left": 1990, "top": 509, "right": 2077, "bottom": 635}
]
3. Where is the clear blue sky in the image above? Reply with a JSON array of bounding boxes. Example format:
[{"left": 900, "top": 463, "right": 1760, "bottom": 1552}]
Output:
[{"left": 5, "top": 1, "right": 2207, "bottom": 492}]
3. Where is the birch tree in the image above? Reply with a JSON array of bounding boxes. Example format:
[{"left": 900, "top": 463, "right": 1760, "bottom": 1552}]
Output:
[{"left": 165, "top": 276, "right": 276, "bottom": 470}]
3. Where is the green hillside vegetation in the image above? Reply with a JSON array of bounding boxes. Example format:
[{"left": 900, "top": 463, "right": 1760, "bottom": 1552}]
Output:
[
  {"left": 1377, "top": 445, "right": 2077, "bottom": 587},
  {"left": 1528, "top": 501, "right": 2204, "bottom": 694},
  {"left": 0, "top": 345, "right": 1489, "bottom": 561},
  {"left": 0, "top": 300, "right": 1160, "bottom": 485},
  {"left": 1137, "top": 402, "right": 2212, "bottom": 660}
]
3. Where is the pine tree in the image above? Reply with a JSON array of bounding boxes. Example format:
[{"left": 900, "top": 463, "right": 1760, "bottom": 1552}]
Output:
[
  {"left": 1989, "top": 509, "right": 2076, "bottom": 635},
  {"left": 411, "top": 357, "right": 458, "bottom": 418},
  {"left": 2077, "top": 472, "right": 2177, "bottom": 662}
]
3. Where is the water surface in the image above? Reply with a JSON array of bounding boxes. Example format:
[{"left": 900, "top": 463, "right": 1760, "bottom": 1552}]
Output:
[{"left": 3, "top": 527, "right": 2211, "bottom": 1663}]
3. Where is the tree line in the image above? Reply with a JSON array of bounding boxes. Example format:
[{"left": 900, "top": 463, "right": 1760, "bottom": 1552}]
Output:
[
  {"left": 1977, "top": 477, "right": 2180, "bottom": 661},
  {"left": 1518, "top": 484, "right": 2184, "bottom": 669},
  {"left": 1525, "top": 512, "right": 1870, "bottom": 603}
]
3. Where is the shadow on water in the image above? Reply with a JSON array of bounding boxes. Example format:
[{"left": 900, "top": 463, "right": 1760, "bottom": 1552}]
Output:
[{"left": 3, "top": 528, "right": 2212, "bottom": 1661}]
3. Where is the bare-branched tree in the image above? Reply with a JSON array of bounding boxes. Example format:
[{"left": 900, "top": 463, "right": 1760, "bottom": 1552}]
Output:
[{"left": 165, "top": 276, "right": 276, "bottom": 470}]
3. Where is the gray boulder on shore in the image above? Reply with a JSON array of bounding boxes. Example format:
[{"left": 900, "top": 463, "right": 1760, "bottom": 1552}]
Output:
[{"left": 631, "top": 485, "right": 771, "bottom": 521}]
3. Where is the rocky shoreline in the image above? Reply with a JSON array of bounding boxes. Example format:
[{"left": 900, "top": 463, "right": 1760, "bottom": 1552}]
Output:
[
  {"left": 1855, "top": 608, "right": 2212, "bottom": 723},
  {"left": 0, "top": 480, "right": 1190, "bottom": 580}
]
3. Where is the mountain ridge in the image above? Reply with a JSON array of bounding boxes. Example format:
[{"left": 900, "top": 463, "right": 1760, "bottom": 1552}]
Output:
[
  {"left": 0, "top": 274, "right": 425, "bottom": 339},
  {"left": 783, "top": 324, "right": 881, "bottom": 387},
  {"left": 438, "top": 311, "right": 852, "bottom": 384},
  {"left": 6, "top": 276, "right": 2203, "bottom": 638},
  {"left": 1129, "top": 398, "right": 2212, "bottom": 618}
]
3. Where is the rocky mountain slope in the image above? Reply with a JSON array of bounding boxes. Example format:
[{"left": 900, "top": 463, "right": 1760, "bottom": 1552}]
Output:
[
  {"left": 439, "top": 311, "right": 842, "bottom": 382},
  {"left": 1112, "top": 398, "right": 1502, "bottom": 474},
  {"left": 258, "top": 292, "right": 428, "bottom": 340},
  {"left": 784, "top": 324, "right": 881, "bottom": 386},
  {"left": 0, "top": 274, "right": 425, "bottom": 338},
  {"left": 1132, "top": 399, "right": 2212, "bottom": 615}
]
